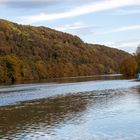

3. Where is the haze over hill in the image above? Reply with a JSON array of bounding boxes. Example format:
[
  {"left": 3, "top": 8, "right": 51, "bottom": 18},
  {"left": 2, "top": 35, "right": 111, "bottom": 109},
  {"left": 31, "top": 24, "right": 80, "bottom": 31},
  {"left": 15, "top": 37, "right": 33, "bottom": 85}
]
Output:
[{"left": 0, "top": 19, "right": 130, "bottom": 82}]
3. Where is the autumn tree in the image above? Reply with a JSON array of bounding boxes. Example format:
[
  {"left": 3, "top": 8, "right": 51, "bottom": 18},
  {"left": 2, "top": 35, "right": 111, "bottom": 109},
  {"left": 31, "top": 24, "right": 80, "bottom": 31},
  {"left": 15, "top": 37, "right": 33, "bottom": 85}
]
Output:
[
  {"left": 120, "top": 56, "right": 137, "bottom": 76},
  {"left": 0, "top": 19, "right": 130, "bottom": 82}
]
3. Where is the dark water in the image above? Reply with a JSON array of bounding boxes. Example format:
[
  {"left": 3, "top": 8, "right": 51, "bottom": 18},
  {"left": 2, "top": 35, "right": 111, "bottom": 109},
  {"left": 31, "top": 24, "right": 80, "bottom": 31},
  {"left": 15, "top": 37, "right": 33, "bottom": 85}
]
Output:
[{"left": 0, "top": 75, "right": 140, "bottom": 140}]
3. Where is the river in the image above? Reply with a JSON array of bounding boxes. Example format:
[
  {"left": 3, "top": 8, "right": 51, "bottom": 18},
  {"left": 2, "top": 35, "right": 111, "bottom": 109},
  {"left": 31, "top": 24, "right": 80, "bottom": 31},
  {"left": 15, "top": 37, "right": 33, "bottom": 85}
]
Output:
[{"left": 0, "top": 75, "right": 140, "bottom": 140}]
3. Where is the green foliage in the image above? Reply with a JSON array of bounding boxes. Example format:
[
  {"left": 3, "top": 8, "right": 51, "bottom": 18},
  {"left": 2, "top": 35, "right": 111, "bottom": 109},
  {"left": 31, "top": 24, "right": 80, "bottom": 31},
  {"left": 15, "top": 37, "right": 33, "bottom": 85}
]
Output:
[{"left": 0, "top": 19, "right": 130, "bottom": 82}]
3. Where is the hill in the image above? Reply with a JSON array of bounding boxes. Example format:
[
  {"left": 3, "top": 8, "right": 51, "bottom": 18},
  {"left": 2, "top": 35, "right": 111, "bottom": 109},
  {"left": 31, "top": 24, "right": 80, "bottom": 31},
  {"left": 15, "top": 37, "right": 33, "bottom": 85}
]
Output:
[{"left": 0, "top": 19, "right": 130, "bottom": 82}]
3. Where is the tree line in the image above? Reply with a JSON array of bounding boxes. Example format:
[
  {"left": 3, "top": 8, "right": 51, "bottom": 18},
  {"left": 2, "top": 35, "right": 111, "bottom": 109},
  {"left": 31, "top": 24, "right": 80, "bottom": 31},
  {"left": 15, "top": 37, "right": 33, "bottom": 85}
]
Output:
[
  {"left": 120, "top": 45, "right": 140, "bottom": 76},
  {"left": 0, "top": 19, "right": 130, "bottom": 83}
]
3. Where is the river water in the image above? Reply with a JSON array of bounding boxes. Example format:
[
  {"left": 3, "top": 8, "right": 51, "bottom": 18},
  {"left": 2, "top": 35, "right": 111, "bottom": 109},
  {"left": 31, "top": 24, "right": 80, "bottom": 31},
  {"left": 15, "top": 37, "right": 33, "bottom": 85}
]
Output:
[{"left": 0, "top": 75, "right": 140, "bottom": 140}]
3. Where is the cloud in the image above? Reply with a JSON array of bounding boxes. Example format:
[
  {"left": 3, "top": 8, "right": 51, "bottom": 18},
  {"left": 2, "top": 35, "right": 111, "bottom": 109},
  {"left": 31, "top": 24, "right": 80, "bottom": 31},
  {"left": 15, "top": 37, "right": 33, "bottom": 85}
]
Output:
[
  {"left": 54, "top": 22, "right": 95, "bottom": 36},
  {"left": 19, "top": 0, "right": 140, "bottom": 24},
  {"left": 54, "top": 23, "right": 140, "bottom": 40},
  {"left": 0, "top": 0, "right": 64, "bottom": 8},
  {"left": 95, "top": 25, "right": 140, "bottom": 35},
  {"left": 54, "top": 22, "right": 88, "bottom": 31},
  {"left": 103, "top": 39, "right": 140, "bottom": 53},
  {"left": 113, "top": 8, "right": 140, "bottom": 15},
  {"left": 54, "top": 22, "right": 105, "bottom": 36},
  {"left": 63, "top": 24, "right": 140, "bottom": 37}
]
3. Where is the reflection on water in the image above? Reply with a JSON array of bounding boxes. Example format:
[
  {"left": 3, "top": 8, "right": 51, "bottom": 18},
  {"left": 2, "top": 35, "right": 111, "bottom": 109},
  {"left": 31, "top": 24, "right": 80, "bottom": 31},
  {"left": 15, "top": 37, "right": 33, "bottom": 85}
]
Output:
[
  {"left": 0, "top": 93, "right": 87, "bottom": 139},
  {"left": 0, "top": 89, "right": 140, "bottom": 139},
  {"left": 0, "top": 77, "right": 140, "bottom": 139},
  {"left": 0, "top": 74, "right": 130, "bottom": 86}
]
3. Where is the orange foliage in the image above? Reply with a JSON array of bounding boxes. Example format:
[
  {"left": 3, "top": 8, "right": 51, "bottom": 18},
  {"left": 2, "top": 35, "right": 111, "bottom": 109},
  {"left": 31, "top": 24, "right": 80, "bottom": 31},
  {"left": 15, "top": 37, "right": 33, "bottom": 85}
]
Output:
[
  {"left": 0, "top": 19, "right": 131, "bottom": 82},
  {"left": 120, "top": 56, "right": 137, "bottom": 76}
]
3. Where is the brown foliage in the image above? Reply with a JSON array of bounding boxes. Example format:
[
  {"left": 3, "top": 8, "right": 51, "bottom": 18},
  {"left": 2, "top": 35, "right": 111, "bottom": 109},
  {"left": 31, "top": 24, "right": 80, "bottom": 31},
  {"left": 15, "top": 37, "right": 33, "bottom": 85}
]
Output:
[
  {"left": 120, "top": 56, "right": 137, "bottom": 76},
  {"left": 0, "top": 19, "right": 130, "bottom": 82}
]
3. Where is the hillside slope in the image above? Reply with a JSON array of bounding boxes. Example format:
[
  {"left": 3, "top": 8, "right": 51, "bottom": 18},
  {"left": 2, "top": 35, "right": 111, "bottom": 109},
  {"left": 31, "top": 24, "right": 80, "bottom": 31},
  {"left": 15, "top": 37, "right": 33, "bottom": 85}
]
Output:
[{"left": 0, "top": 19, "right": 130, "bottom": 82}]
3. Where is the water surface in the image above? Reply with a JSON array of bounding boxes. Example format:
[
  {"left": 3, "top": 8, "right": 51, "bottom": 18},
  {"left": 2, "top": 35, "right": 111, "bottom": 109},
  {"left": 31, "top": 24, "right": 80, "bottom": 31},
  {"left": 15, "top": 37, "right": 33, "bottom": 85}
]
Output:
[{"left": 0, "top": 76, "right": 140, "bottom": 140}]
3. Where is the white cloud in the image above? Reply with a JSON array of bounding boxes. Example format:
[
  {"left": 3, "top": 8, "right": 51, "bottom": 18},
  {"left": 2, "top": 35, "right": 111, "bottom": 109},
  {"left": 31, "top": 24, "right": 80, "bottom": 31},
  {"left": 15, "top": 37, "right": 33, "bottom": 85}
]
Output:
[
  {"left": 102, "top": 39, "right": 140, "bottom": 53},
  {"left": 54, "top": 22, "right": 96, "bottom": 36},
  {"left": 19, "top": 0, "right": 140, "bottom": 24},
  {"left": 114, "top": 9, "right": 140, "bottom": 15},
  {"left": 96, "top": 25, "right": 140, "bottom": 35},
  {"left": 54, "top": 22, "right": 88, "bottom": 31}
]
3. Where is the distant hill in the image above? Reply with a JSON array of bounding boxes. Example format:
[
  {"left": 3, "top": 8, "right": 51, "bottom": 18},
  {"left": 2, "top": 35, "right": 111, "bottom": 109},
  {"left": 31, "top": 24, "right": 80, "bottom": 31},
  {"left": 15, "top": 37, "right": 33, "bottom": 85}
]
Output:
[{"left": 0, "top": 19, "right": 130, "bottom": 82}]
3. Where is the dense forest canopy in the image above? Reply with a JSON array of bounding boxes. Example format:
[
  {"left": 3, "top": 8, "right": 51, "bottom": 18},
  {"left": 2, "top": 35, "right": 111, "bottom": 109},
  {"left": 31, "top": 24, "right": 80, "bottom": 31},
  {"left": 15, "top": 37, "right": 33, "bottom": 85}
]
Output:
[
  {"left": 0, "top": 19, "right": 130, "bottom": 82},
  {"left": 120, "top": 45, "right": 140, "bottom": 76},
  {"left": 120, "top": 56, "right": 137, "bottom": 76}
]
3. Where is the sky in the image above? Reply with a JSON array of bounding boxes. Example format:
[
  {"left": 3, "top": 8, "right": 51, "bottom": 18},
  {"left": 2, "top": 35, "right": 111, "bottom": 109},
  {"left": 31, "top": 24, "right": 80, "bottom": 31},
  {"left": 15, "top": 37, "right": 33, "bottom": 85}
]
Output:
[{"left": 0, "top": 0, "right": 140, "bottom": 53}]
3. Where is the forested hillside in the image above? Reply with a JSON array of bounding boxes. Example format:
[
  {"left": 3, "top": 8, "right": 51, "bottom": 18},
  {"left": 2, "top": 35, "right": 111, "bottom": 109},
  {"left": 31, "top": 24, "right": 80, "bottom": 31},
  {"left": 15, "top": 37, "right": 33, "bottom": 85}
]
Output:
[{"left": 0, "top": 19, "right": 130, "bottom": 82}]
